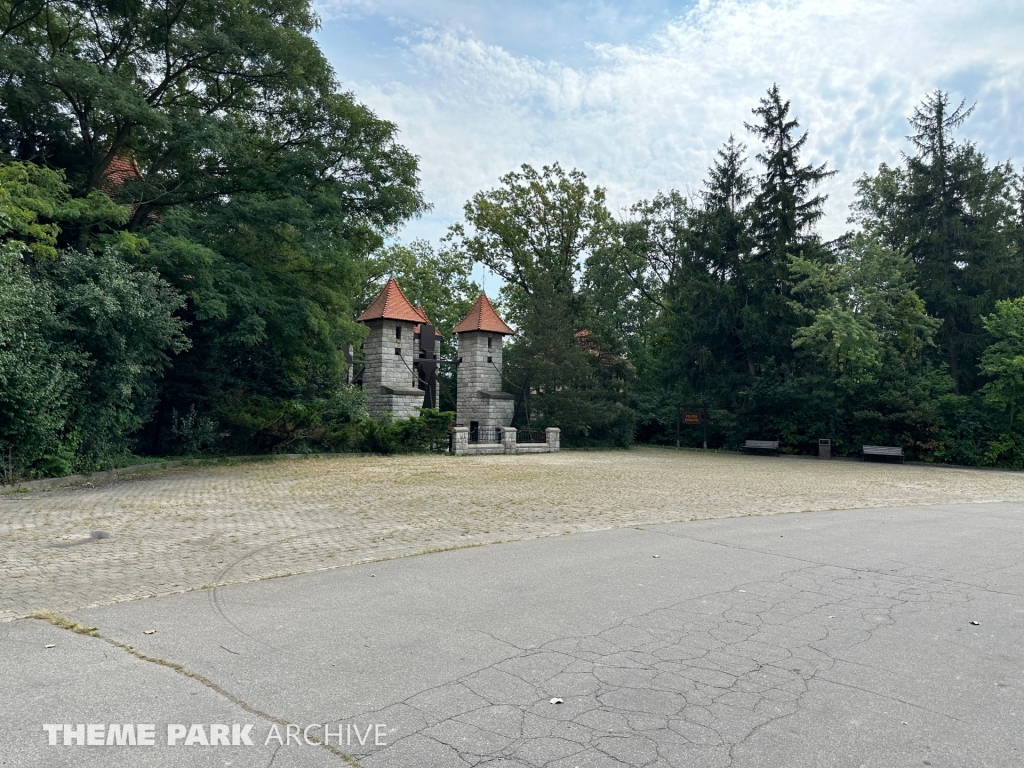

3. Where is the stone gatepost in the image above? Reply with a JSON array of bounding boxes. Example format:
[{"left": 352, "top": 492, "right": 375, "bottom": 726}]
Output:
[
  {"left": 545, "top": 427, "right": 561, "bottom": 452},
  {"left": 450, "top": 426, "right": 469, "bottom": 455},
  {"left": 501, "top": 426, "right": 518, "bottom": 454}
]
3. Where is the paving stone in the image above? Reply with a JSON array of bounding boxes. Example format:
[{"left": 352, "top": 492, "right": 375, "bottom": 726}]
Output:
[{"left": 4, "top": 448, "right": 1024, "bottom": 621}]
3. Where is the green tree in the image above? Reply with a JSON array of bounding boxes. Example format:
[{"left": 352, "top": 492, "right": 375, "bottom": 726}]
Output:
[
  {"left": 449, "top": 164, "right": 633, "bottom": 444},
  {"left": 853, "top": 91, "right": 1021, "bottom": 392},
  {"left": 979, "top": 298, "right": 1024, "bottom": 426},
  {"left": 0, "top": 161, "right": 187, "bottom": 475},
  {"left": 0, "top": 0, "right": 424, "bottom": 455},
  {"left": 741, "top": 84, "right": 835, "bottom": 372},
  {"left": 0, "top": 227, "right": 69, "bottom": 479}
]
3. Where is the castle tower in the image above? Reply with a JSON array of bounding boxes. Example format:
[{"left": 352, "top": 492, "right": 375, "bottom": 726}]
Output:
[
  {"left": 356, "top": 279, "right": 440, "bottom": 419},
  {"left": 453, "top": 294, "right": 515, "bottom": 431}
]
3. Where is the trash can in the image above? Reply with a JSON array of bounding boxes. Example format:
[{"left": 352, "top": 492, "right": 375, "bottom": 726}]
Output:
[{"left": 818, "top": 439, "right": 831, "bottom": 460}]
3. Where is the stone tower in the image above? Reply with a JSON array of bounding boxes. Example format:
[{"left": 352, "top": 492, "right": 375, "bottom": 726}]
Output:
[
  {"left": 356, "top": 278, "right": 440, "bottom": 419},
  {"left": 454, "top": 294, "right": 515, "bottom": 431}
]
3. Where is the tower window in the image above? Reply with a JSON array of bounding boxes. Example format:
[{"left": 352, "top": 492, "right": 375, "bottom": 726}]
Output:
[
  {"left": 395, "top": 326, "right": 402, "bottom": 339},
  {"left": 487, "top": 336, "right": 492, "bottom": 348},
  {"left": 487, "top": 356, "right": 493, "bottom": 363},
  {"left": 395, "top": 348, "right": 401, "bottom": 356}
]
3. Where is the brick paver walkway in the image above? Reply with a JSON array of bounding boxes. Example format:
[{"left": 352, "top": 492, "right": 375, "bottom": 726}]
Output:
[{"left": 3, "top": 448, "right": 1023, "bottom": 622}]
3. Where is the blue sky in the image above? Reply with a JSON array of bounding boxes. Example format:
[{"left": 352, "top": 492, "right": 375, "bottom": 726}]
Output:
[{"left": 315, "top": 0, "right": 1024, "bottom": 244}]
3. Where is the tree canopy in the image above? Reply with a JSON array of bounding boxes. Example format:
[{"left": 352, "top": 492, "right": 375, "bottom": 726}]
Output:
[{"left": 2, "top": 13, "right": 1023, "bottom": 478}]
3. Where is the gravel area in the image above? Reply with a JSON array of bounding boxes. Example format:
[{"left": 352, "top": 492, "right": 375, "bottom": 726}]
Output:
[{"left": 3, "top": 448, "right": 1023, "bottom": 622}]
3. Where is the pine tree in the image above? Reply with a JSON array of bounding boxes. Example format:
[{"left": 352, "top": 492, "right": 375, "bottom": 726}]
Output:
[
  {"left": 670, "top": 135, "right": 753, "bottom": 384},
  {"left": 740, "top": 84, "right": 835, "bottom": 373},
  {"left": 862, "top": 91, "right": 1022, "bottom": 392}
]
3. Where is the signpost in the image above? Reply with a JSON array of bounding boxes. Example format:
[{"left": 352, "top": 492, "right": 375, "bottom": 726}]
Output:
[{"left": 676, "top": 404, "right": 708, "bottom": 449}]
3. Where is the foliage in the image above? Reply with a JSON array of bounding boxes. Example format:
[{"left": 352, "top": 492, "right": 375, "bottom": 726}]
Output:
[
  {"left": 359, "top": 409, "right": 455, "bottom": 455},
  {"left": 0, "top": 229, "right": 70, "bottom": 479},
  {"left": 852, "top": 91, "right": 1021, "bottom": 393},
  {"left": 3, "top": 20, "right": 1024, "bottom": 477},
  {"left": 979, "top": 298, "right": 1024, "bottom": 426},
  {"left": 0, "top": 163, "right": 188, "bottom": 477},
  {"left": 448, "top": 163, "right": 634, "bottom": 446},
  {"left": 0, "top": 0, "right": 425, "bottom": 460}
]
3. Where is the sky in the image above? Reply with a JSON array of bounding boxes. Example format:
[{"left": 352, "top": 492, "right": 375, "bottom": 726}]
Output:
[{"left": 314, "top": 0, "right": 1024, "bottom": 245}]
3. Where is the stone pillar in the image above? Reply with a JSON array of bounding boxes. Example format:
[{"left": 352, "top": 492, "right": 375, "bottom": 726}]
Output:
[
  {"left": 450, "top": 427, "right": 469, "bottom": 455},
  {"left": 501, "top": 426, "right": 517, "bottom": 454},
  {"left": 545, "top": 427, "right": 561, "bottom": 452}
]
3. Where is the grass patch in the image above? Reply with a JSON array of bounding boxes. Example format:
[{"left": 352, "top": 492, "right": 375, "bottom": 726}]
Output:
[{"left": 28, "top": 609, "right": 99, "bottom": 636}]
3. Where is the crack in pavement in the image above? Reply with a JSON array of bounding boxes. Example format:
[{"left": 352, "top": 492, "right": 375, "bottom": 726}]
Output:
[
  {"left": 321, "top": 561, "right": 975, "bottom": 768},
  {"left": 26, "top": 612, "right": 366, "bottom": 767},
  {"left": 641, "top": 526, "right": 1024, "bottom": 598}
]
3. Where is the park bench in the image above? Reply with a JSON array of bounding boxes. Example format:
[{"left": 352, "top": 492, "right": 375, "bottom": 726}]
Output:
[
  {"left": 862, "top": 445, "right": 904, "bottom": 463},
  {"left": 743, "top": 439, "right": 780, "bottom": 454}
]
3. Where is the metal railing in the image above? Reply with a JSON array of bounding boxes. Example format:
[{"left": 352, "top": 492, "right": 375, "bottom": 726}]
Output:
[
  {"left": 516, "top": 429, "right": 546, "bottom": 444},
  {"left": 468, "top": 425, "right": 501, "bottom": 444}
]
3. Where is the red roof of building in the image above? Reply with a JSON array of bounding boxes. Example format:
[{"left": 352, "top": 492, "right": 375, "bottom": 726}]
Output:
[
  {"left": 101, "top": 154, "right": 141, "bottom": 193},
  {"left": 357, "top": 278, "right": 425, "bottom": 324},
  {"left": 453, "top": 294, "right": 514, "bottom": 335}
]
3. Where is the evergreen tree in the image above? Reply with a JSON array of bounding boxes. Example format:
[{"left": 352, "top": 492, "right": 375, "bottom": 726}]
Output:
[
  {"left": 741, "top": 84, "right": 835, "bottom": 373},
  {"left": 855, "top": 91, "right": 1021, "bottom": 392}
]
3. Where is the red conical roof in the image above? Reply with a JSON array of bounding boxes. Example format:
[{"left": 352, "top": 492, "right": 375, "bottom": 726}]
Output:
[
  {"left": 453, "top": 294, "right": 514, "bottom": 335},
  {"left": 356, "top": 278, "right": 425, "bottom": 323}
]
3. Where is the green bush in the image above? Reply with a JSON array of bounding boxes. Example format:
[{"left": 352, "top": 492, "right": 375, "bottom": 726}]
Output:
[{"left": 358, "top": 409, "right": 454, "bottom": 455}]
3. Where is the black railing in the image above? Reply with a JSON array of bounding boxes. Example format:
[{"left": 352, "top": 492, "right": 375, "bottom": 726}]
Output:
[
  {"left": 469, "top": 425, "right": 501, "bottom": 444},
  {"left": 516, "top": 429, "right": 546, "bottom": 444}
]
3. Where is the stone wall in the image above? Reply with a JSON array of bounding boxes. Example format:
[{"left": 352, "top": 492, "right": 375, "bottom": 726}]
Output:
[
  {"left": 362, "top": 319, "right": 424, "bottom": 419},
  {"left": 456, "top": 331, "right": 514, "bottom": 427},
  {"left": 450, "top": 427, "right": 561, "bottom": 455}
]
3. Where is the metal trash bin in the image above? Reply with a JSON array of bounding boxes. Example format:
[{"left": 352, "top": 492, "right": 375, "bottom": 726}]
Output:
[{"left": 818, "top": 439, "right": 831, "bottom": 460}]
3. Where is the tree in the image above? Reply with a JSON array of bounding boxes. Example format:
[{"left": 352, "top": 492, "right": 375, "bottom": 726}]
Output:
[
  {"left": 741, "top": 84, "right": 835, "bottom": 372},
  {"left": 448, "top": 164, "right": 633, "bottom": 444},
  {"left": 980, "top": 298, "right": 1024, "bottom": 426},
  {"left": 0, "top": 227, "right": 69, "bottom": 480},
  {"left": 0, "top": 161, "right": 187, "bottom": 475},
  {"left": 0, "top": 0, "right": 425, "bottom": 453},
  {"left": 854, "top": 91, "right": 1021, "bottom": 392}
]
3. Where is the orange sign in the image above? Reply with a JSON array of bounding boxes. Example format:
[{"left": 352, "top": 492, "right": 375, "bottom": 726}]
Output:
[{"left": 683, "top": 412, "right": 702, "bottom": 425}]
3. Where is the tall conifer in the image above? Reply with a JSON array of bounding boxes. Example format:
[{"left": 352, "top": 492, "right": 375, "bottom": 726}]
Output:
[{"left": 740, "top": 85, "right": 835, "bottom": 373}]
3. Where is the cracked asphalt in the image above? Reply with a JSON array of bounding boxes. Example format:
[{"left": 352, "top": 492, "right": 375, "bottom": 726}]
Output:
[{"left": 2, "top": 500, "right": 1023, "bottom": 767}]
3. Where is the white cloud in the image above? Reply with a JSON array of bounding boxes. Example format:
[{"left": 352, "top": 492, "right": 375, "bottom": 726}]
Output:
[{"left": 334, "top": 0, "right": 1024, "bottom": 241}]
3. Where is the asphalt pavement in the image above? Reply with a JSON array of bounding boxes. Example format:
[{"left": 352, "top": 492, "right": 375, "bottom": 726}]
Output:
[{"left": 2, "top": 501, "right": 1022, "bottom": 767}]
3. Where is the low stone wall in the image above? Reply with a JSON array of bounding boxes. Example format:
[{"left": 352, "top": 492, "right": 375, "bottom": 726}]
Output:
[{"left": 450, "top": 427, "right": 561, "bottom": 455}]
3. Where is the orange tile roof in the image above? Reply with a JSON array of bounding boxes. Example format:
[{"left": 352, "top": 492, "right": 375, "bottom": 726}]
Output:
[
  {"left": 357, "top": 278, "right": 425, "bottom": 323},
  {"left": 101, "top": 154, "right": 141, "bottom": 193},
  {"left": 453, "top": 294, "right": 514, "bottom": 335}
]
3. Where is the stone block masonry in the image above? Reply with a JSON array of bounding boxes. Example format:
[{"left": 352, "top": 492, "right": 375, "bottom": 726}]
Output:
[
  {"left": 7, "top": 448, "right": 1024, "bottom": 622},
  {"left": 451, "top": 427, "right": 560, "bottom": 455},
  {"left": 456, "top": 331, "right": 514, "bottom": 428},
  {"left": 362, "top": 318, "right": 425, "bottom": 419}
]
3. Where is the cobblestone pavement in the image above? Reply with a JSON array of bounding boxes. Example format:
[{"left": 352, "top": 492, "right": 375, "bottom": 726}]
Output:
[{"left": 3, "top": 448, "right": 1024, "bottom": 622}]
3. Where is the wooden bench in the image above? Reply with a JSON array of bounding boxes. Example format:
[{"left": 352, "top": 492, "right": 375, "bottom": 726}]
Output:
[
  {"left": 863, "top": 445, "right": 904, "bottom": 463},
  {"left": 743, "top": 439, "right": 780, "bottom": 454}
]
